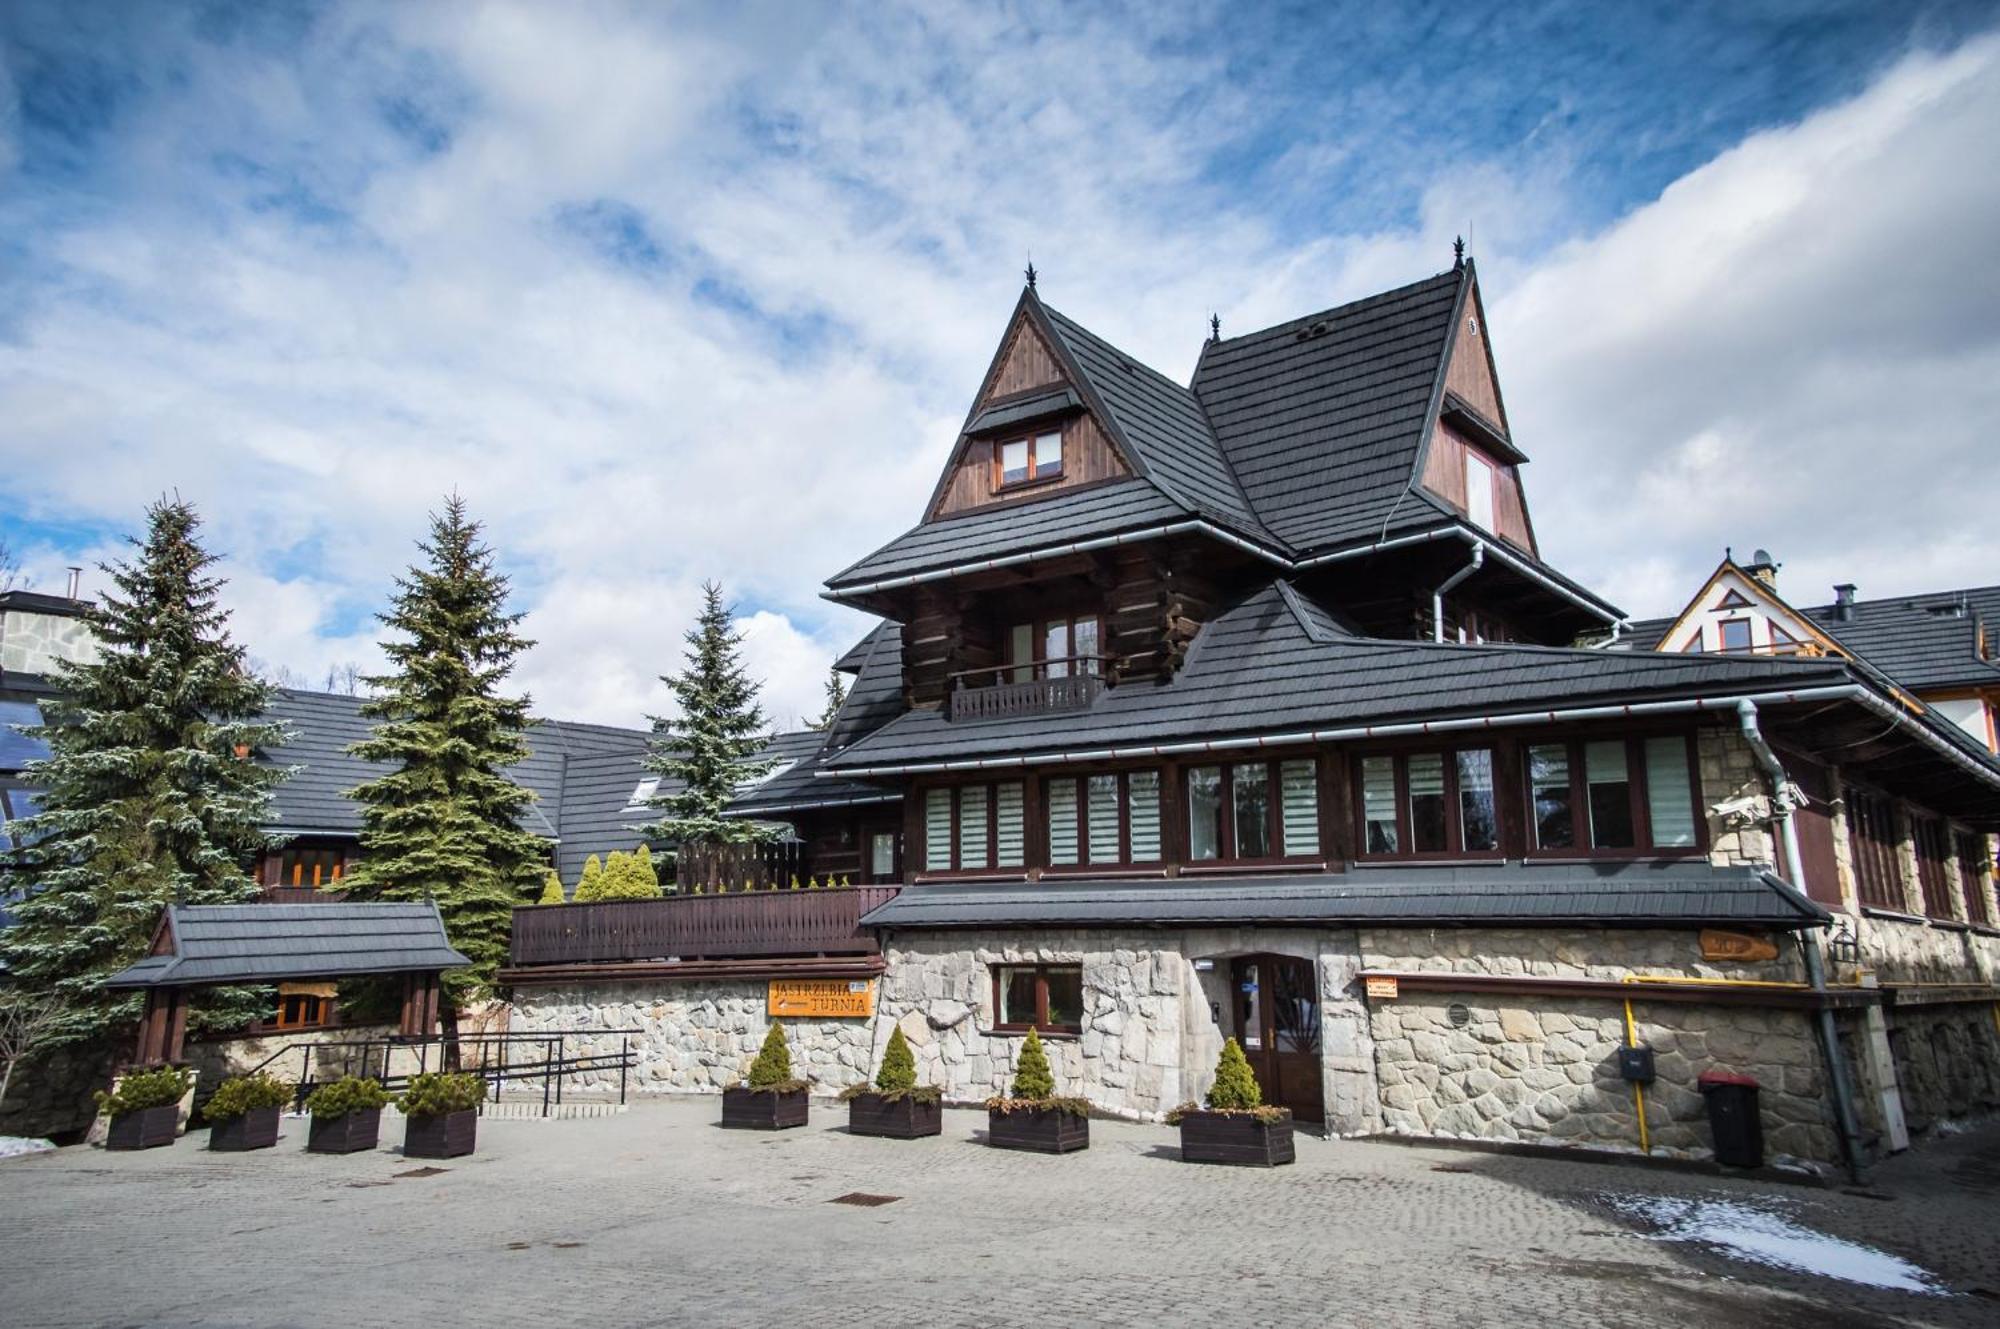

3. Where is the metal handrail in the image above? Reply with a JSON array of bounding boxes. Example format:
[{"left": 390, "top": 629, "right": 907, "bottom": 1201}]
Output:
[{"left": 246, "top": 1028, "right": 644, "bottom": 1116}]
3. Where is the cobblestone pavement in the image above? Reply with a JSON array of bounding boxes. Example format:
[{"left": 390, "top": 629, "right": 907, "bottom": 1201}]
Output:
[{"left": 3, "top": 1101, "right": 1998, "bottom": 1328}]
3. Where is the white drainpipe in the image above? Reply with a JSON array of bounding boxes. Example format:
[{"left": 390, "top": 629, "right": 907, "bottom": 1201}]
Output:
[{"left": 1431, "top": 543, "right": 1484, "bottom": 642}]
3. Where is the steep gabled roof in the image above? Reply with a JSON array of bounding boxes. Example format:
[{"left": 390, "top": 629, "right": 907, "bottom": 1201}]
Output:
[
  {"left": 824, "top": 622, "right": 907, "bottom": 752},
  {"left": 1193, "top": 269, "right": 1464, "bottom": 552},
  {"left": 726, "top": 727, "right": 898, "bottom": 818},
  {"left": 1039, "top": 302, "right": 1266, "bottom": 541},
  {"left": 821, "top": 581, "right": 1852, "bottom": 772},
  {"left": 1799, "top": 586, "right": 2000, "bottom": 693},
  {"left": 106, "top": 902, "right": 469, "bottom": 988}
]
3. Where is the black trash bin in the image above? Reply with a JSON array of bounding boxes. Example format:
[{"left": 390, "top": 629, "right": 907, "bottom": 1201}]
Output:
[{"left": 1698, "top": 1070, "right": 1763, "bottom": 1169}]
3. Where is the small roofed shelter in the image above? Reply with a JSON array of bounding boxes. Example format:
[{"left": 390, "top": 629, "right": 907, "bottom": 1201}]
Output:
[{"left": 105, "top": 902, "right": 470, "bottom": 1066}]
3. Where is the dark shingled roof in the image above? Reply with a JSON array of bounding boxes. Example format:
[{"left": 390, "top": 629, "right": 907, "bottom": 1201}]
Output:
[
  {"left": 1192, "top": 270, "right": 1463, "bottom": 554},
  {"left": 1799, "top": 586, "right": 2000, "bottom": 693},
  {"left": 1041, "top": 303, "right": 1267, "bottom": 541},
  {"left": 727, "top": 728, "right": 897, "bottom": 817},
  {"left": 861, "top": 862, "right": 1828, "bottom": 931},
  {"left": 826, "top": 479, "right": 1195, "bottom": 592},
  {"left": 822, "top": 582, "right": 1851, "bottom": 772},
  {"left": 106, "top": 902, "right": 469, "bottom": 988},
  {"left": 262, "top": 689, "right": 650, "bottom": 843},
  {"left": 823, "top": 623, "right": 908, "bottom": 754}
]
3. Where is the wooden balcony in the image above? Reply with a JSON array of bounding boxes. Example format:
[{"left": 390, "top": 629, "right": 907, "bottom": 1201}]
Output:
[
  {"left": 947, "top": 655, "right": 1111, "bottom": 722},
  {"left": 507, "top": 885, "right": 900, "bottom": 971}
]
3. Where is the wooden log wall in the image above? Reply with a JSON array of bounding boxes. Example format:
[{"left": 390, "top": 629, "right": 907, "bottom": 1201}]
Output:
[{"left": 1420, "top": 419, "right": 1535, "bottom": 555}]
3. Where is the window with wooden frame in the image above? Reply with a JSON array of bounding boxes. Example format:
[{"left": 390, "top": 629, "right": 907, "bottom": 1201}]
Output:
[
  {"left": 272, "top": 991, "right": 334, "bottom": 1030},
  {"left": 1004, "top": 612, "right": 1102, "bottom": 681},
  {"left": 1913, "top": 816, "right": 1958, "bottom": 918},
  {"left": 992, "top": 964, "right": 1083, "bottom": 1034},
  {"left": 1957, "top": 830, "right": 1992, "bottom": 926},
  {"left": 1045, "top": 770, "right": 1163, "bottom": 868},
  {"left": 1356, "top": 748, "right": 1501, "bottom": 859},
  {"left": 922, "top": 782, "right": 1026, "bottom": 873},
  {"left": 994, "top": 429, "right": 1064, "bottom": 490},
  {"left": 1846, "top": 787, "right": 1905, "bottom": 910},
  {"left": 277, "top": 846, "right": 346, "bottom": 888},
  {"left": 1717, "top": 617, "right": 1754, "bottom": 653},
  {"left": 1185, "top": 758, "right": 1320, "bottom": 864},
  {"left": 1524, "top": 735, "right": 1701, "bottom": 855}
]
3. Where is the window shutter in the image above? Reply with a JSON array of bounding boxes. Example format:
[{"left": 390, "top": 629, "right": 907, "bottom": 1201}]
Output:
[
  {"left": 1643, "top": 738, "right": 1696, "bottom": 847},
  {"left": 925, "top": 789, "right": 953, "bottom": 871},
  {"left": 960, "top": 786, "right": 990, "bottom": 869},
  {"left": 1128, "top": 770, "right": 1162, "bottom": 861},
  {"left": 1280, "top": 760, "right": 1319, "bottom": 856},
  {"left": 1047, "top": 779, "right": 1079, "bottom": 865},
  {"left": 995, "top": 782, "right": 1025, "bottom": 867},
  {"left": 1087, "top": 774, "right": 1121, "bottom": 864}
]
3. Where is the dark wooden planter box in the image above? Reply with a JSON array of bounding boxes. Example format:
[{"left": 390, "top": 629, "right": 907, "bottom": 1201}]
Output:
[
  {"left": 1178, "top": 1109, "right": 1295, "bottom": 1167},
  {"left": 208, "top": 1105, "right": 282, "bottom": 1152},
  {"left": 987, "top": 1105, "right": 1090, "bottom": 1154},
  {"left": 307, "top": 1107, "right": 382, "bottom": 1155},
  {"left": 721, "top": 1085, "right": 810, "bottom": 1130},
  {"left": 106, "top": 1104, "right": 180, "bottom": 1151},
  {"left": 847, "top": 1091, "right": 942, "bottom": 1139},
  {"left": 403, "top": 1108, "right": 479, "bottom": 1158}
]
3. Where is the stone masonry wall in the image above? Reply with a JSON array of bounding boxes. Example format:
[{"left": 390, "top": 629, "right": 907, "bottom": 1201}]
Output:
[
  {"left": 1699, "top": 725, "right": 1782, "bottom": 869},
  {"left": 1358, "top": 926, "right": 1838, "bottom": 1164},
  {"left": 1888, "top": 1003, "right": 2000, "bottom": 1135},
  {"left": 0, "top": 607, "right": 99, "bottom": 676}
]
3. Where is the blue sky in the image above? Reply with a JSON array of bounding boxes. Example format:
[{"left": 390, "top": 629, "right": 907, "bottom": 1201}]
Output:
[{"left": 3, "top": 1, "right": 1998, "bottom": 726}]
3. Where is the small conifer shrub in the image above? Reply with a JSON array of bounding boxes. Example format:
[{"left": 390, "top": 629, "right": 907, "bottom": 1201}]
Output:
[
  {"left": 744, "top": 1023, "right": 803, "bottom": 1091},
  {"left": 1207, "top": 1038, "right": 1262, "bottom": 1110},
  {"left": 536, "top": 870, "right": 565, "bottom": 905},
  {"left": 398, "top": 1071, "right": 486, "bottom": 1118},
  {"left": 204, "top": 1072, "right": 293, "bottom": 1121},
  {"left": 573, "top": 854, "right": 605, "bottom": 903},
  {"left": 1010, "top": 1027, "right": 1055, "bottom": 1100},
  {"left": 305, "top": 1075, "right": 389, "bottom": 1119},
  {"left": 875, "top": 1025, "right": 917, "bottom": 1093},
  {"left": 95, "top": 1066, "right": 192, "bottom": 1116}
]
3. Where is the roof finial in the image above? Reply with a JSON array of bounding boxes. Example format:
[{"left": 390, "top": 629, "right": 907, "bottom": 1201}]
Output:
[
  {"left": 1024, "top": 258, "right": 1038, "bottom": 290},
  {"left": 1453, "top": 235, "right": 1466, "bottom": 270},
  {"left": 1209, "top": 312, "right": 1221, "bottom": 342}
]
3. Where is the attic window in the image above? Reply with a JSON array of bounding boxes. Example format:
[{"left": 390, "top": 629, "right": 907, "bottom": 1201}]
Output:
[
  {"left": 997, "top": 430, "right": 1063, "bottom": 489},
  {"left": 1463, "top": 451, "right": 1495, "bottom": 531}
]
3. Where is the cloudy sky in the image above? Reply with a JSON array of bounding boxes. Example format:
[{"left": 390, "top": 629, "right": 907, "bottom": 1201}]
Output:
[{"left": 3, "top": 1, "right": 1997, "bottom": 730}]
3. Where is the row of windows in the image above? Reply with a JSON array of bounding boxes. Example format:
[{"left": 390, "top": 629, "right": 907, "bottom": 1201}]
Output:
[
  {"left": 1847, "top": 785, "right": 1994, "bottom": 922},
  {"left": 920, "top": 741, "right": 1710, "bottom": 873}
]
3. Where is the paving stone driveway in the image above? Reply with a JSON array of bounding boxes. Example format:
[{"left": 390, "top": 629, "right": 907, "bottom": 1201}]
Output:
[{"left": 3, "top": 1101, "right": 1998, "bottom": 1328}]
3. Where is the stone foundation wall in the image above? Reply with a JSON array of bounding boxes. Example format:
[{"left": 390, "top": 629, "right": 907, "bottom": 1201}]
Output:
[
  {"left": 510, "top": 980, "right": 877, "bottom": 1096},
  {"left": 185, "top": 1024, "right": 403, "bottom": 1102},
  {"left": 1854, "top": 913, "right": 2000, "bottom": 986},
  {"left": 1887, "top": 1003, "right": 2000, "bottom": 1136},
  {"left": 1358, "top": 926, "right": 1837, "bottom": 1163},
  {"left": 0, "top": 1042, "right": 117, "bottom": 1142}
]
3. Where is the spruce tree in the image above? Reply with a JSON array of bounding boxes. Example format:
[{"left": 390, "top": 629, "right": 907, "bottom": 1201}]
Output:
[
  {"left": 812, "top": 666, "right": 847, "bottom": 730},
  {"left": 341, "top": 496, "right": 545, "bottom": 1010},
  {"left": 638, "top": 582, "right": 780, "bottom": 848},
  {"left": 4, "top": 499, "right": 286, "bottom": 1045}
]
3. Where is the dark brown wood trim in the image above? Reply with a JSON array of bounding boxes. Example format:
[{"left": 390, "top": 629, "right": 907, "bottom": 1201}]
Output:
[
  {"left": 1357, "top": 970, "right": 1878, "bottom": 1011},
  {"left": 501, "top": 956, "right": 888, "bottom": 986}
]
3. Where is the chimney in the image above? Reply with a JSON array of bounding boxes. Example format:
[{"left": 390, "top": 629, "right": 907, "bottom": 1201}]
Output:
[
  {"left": 1745, "top": 548, "right": 1780, "bottom": 589},
  {"left": 1832, "top": 584, "right": 1857, "bottom": 622},
  {"left": 65, "top": 567, "right": 82, "bottom": 600}
]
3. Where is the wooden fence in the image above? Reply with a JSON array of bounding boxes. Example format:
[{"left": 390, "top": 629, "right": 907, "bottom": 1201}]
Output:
[
  {"left": 671, "top": 841, "right": 818, "bottom": 891},
  {"left": 509, "top": 885, "right": 900, "bottom": 968}
]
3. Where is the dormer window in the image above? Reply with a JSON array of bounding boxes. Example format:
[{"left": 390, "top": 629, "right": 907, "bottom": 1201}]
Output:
[{"left": 997, "top": 429, "right": 1063, "bottom": 489}]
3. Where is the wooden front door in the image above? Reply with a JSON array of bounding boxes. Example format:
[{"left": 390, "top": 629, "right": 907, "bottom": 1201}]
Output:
[{"left": 1232, "top": 954, "right": 1324, "bottom": 1124}]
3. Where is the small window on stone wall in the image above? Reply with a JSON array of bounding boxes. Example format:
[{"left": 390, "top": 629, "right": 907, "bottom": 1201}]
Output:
[{"left": 992, "top": 964, "right": 1083, "bottom": 1034}]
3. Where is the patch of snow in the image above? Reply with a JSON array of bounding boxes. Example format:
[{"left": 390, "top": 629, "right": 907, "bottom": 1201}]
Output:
[
  {"left": 0, "top": 1135, "right": 55, "bottom": 1160},
  {"left": 1606, "top": 1193, "right": 1948, "bottom": 1295}
]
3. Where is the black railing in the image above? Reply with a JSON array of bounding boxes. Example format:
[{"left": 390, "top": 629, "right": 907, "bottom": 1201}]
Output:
[
  {"left": 246, "top": 1029, "right": 642, "bottom": 1116},
  {"left": 947, "top": 655, "right": 1113, "bottom": 722}
]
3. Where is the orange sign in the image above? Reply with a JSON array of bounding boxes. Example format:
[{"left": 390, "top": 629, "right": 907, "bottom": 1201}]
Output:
[
  {"left": 1699, "top": 929, "right": 1778, "bottom": 963},
  {"left": 1364, "top": 976, "right": 1399, "bottom": 1000},
  {"left": 768, "top": 978, "right": 876, "bottom": 1019}
]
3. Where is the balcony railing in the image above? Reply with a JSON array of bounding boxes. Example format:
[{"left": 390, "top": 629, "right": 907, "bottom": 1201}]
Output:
[
  {"left": 673, "top": 841, "right": 817, "bottom": 891},
  {"left": 508, "top": 885, "right": 900, "bottom": 969},
  {"left": 947, "top": 655, "right": 1113, "bottom": 722}
]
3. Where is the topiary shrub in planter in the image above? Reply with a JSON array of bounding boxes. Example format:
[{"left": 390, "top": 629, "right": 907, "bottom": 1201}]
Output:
[
  {"left": 98, "top": 1066, "right": 193, "bottom": 1151},
  {"left": 1167, "top": 1038, "right": 1294, "bottom": 1167},
  {"left": 985, "top": 1029, "right": 1089, "bottom": 1154},
  {"left": 722, "top": 1024, "right": 810, "bottom": 1130},
  {"left": 399, "top": 1071, "right": 486, "bottom": 1158},
  {"left": 204, "top": 1072, "right": 294, "bottom": 1152},
  {"left": 305, "top": 1075, "right": 389, "bottom": 1154},
  {"left": 840, "top": 1026, "right": 942, "bottom": 1139}
]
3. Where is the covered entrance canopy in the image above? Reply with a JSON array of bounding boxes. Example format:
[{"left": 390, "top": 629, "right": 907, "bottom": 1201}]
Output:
[{"left": 105, "top": 901, "right": 469, "bottom": 1065}]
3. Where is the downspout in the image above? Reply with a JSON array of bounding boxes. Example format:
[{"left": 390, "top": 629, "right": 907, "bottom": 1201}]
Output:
[
  {"left": 1737, "top": 698, "right": 1867, "bottom": 1183},
  {"left": 1431, "top": 543, "right": 1484, "bottom": 642}
]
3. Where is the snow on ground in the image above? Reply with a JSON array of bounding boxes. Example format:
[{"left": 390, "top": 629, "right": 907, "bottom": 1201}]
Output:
[
  {"left": 1604, "top": 1193, "right": 1947, "bottom": 1295},
  {"left": 0, "top": 1136, "right": 55, "bottom": 1160}
]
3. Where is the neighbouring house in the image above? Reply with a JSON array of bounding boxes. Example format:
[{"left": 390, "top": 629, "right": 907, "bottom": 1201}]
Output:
[{"left": 505, "top": 254, "right": 2000, "bottom": 1173}]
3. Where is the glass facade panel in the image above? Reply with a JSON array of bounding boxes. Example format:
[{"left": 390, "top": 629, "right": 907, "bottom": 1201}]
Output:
[
  {"left": 1362, "top": 756, "right": 1399, "bottom": 853},
  {"left": 870, "top": 833, "right": 896, "bottom": 878},
  {"left": 1530, "top": 745, "right": 1574, "bottom": 849},
  {"left": 1457, "top": 749, "right": 1497, "bottom": 851},
  {"left": 999, "top": 967, "right": 1038, "bottom": 1025},
  {"left": 1001, "top": 439, "right": 1029, "bottom": 485},
  {"left": 1034, "top": 430, "right": 1063, "bottom": 479},
  {"left": 1008, "top": 623, "right": 1034, "bottom": 682},
  {"left": 1044, "top": 621, "right": 1069, "bottom": 678},
  {"left": 1046, "top": 779, "right": 1079, "bottom": 865},
  {"left": 1127, "top": 770, "right": 1161, "bottom": 860},
  {"left": 1408, "top": 753, "right": 1446, "bottom": 852},
  {"left": 1233, "top": 762, "right": 1270, "bottom": 858},
  {"left": 959, "top": 786, "right": 990, "bottom": 868},
  {"left": 925, "top": 789, "right": 953, "bottom": 870},
  {"left": 1188, "top": 766, "right": 1223, "bottom": 860},
  {"left": 1643, "top": 738, "right": 1696, "bottom": 847},
  {"left": 1280, "top": 760, "right": 1318, "bottom": 856},
  {"left": 1074, "top": 617, "right": 1100, "bottom": 673},
  {"left": 995, "top": 782, "right": 1025, "bottom": 867},
  {"left": 1087, "top": 774, "right": 1121, "bottom": 864},
  {"left": 1044, "top": 967, "right": 1082, "bottom": 1028},
  {"left": 1585, "top": 740, "right": 1634, "bottom": 848}
]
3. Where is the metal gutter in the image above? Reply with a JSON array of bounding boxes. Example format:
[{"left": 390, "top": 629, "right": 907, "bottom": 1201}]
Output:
[
  {"left": 1293, "top": 526, "right": 1622, "bottom": 625},
  {"left": 723, "top": 793, "right": 900, "bottom": 816}
]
